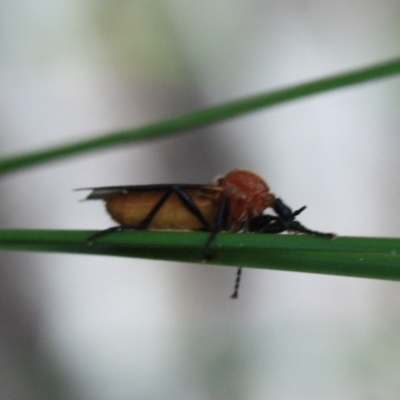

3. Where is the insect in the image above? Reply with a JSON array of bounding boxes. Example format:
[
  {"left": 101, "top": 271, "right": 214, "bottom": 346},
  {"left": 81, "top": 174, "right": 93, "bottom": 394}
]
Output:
[{"left": 81, "top": 169, "right": 334, "bottom": 298}]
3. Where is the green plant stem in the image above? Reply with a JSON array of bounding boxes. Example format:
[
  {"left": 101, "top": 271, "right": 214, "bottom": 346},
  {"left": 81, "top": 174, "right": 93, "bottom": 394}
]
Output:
[
  {"left": 1, "top": 57, "right": 400, "bottom": 175},
  {"left": 1, "top": 229, "right": 400, "bottom": 281}
]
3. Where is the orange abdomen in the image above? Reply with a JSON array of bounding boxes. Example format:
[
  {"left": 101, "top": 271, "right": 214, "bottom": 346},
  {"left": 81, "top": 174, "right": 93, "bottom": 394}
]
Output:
[{"left": 105, "top": 189, "right": 221, "bottom": 230}]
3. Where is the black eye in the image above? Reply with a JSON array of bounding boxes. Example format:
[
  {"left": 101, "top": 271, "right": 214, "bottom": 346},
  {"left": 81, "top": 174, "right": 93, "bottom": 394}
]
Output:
[{"left": 273, "top": 198, "right": 293, "bottom": 219}]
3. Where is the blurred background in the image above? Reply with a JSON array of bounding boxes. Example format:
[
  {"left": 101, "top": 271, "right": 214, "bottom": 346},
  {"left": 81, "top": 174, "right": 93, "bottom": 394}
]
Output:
[{"left": 1, "top": 1, "right": 400, "bottom": 399}]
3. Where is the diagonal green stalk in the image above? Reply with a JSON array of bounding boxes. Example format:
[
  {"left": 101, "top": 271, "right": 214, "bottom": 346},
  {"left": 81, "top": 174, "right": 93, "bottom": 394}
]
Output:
[
  {"left": 1, "top": 57, "right": 400, "bottom": 174},
  {"left": 1, "top": 229, "right": 400, "bottom": 281},
  {"left": 2, "top": 57, "right": 400, "bottom": 281}
]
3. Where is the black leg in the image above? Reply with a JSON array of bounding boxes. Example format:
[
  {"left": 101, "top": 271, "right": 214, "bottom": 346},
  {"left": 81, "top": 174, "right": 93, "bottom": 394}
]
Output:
[
  {"left": 250, "top": 200, "right": 334, "bottom": 238},
  {"left": 88, "top": 186, "right": 214, "bottom": 244},
  {"left": 289, "top": 221, "right": 336, "bottom": 238},
  {"left": 86, "top": 189, "right": 176, "bottom": 243},
  {"left": 135, "top": 188, "right": 175, "bottom": 229},
  {"left": 138, "top": 185, "right": 213, "bottom": 230},
  {"left": 230, "top": 267, "right": 242, "bottom": 299},
  {"left": 87, "top": 225, "right": 139, "bottom": 243},
  {"left": 249, "top": 215, "right": 285, "bottom": 233},
  {"left": 172, "top": 186, "right": 211, "bottom": 229},
  {"left": 198, "top": 196, "right": 229, "bottom": 261}
]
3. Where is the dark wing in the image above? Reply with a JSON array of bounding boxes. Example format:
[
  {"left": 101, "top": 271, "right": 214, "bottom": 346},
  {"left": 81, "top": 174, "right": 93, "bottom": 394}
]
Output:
[{"left": 76, "top": 184, "right": 221, "bottom": 200}]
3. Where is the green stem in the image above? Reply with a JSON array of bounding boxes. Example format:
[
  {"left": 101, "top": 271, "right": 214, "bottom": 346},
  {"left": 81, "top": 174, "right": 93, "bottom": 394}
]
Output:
[
  {"left": 1, "top": 229, "right": 400, "bottom": 281},
  {"left": 1, "top": 57, "right": 400, "bottom": 174}
]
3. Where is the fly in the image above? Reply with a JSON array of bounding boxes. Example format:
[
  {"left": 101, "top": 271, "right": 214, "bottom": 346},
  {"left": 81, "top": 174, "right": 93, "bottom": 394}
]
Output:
[{"left": 80, "top": 169, "right": 335, "bottom": 298}]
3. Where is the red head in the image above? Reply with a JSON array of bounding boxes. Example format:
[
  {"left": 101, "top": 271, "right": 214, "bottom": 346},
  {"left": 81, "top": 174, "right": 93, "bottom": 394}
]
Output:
[{"left": 217, "top": 169, "right": 275, "bottom": 229}]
